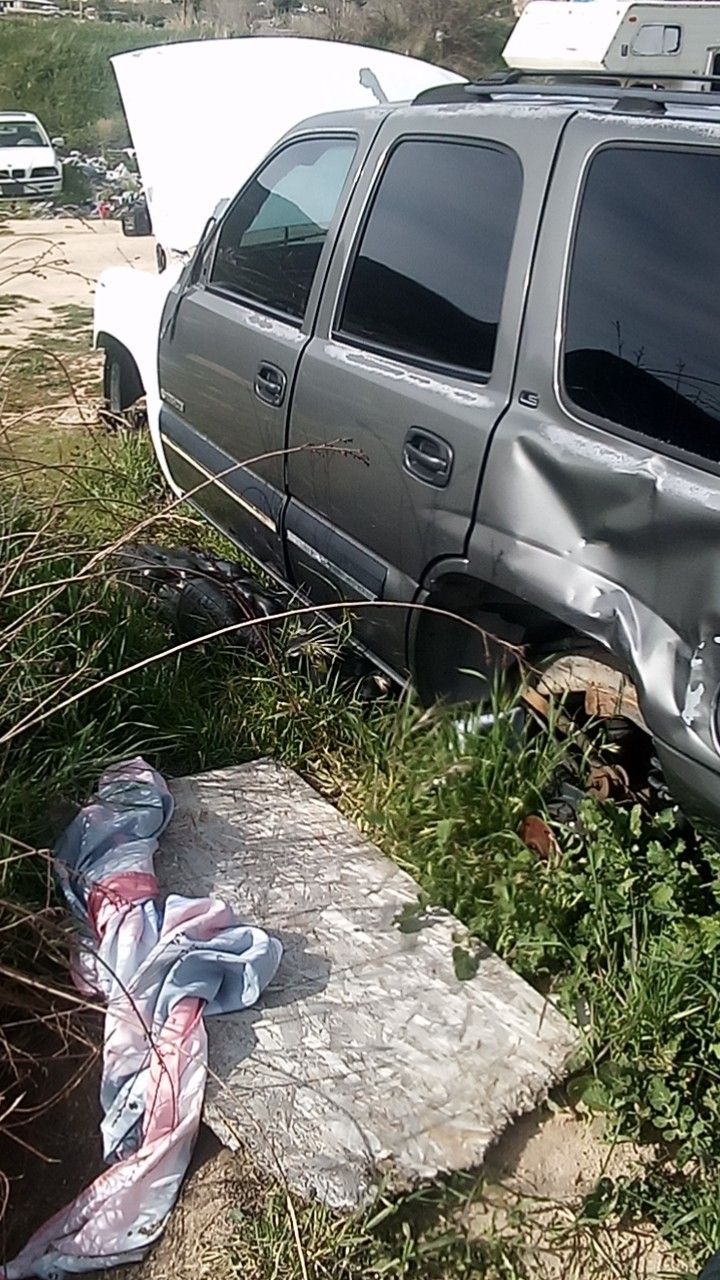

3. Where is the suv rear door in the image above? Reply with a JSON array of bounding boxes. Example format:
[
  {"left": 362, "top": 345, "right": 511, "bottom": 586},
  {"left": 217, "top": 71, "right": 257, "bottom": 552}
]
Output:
[
  {"left": 157, "top": 131, "right": 362, "bottom": 577},
  {"left": 285, "top": 104, "right": 573, "bottom": 673},
  {"left": 471, "top": 111, "right": 720, "bottom": 795}
]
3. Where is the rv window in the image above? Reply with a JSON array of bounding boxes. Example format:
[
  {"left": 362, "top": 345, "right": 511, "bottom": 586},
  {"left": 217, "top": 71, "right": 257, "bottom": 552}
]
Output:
[
  {"left": 631, "top": 23, "right": 681, "bottom": 56},
  {"left": 564, "top": 146, "right": 720, "bottom": 465}
]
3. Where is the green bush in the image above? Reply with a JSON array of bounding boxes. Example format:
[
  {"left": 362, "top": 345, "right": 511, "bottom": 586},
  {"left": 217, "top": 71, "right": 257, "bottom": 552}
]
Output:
[
  {"left": 0, "top": 21, "right": 196, "bottom": 151},
  {"left": 363, "top": 0, "right": 514, "bottom": 79}
]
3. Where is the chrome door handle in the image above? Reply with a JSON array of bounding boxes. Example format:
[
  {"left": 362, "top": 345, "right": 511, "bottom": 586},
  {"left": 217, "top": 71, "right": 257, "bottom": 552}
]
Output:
[
  {"left": 403, "top": 428, "right": 453, "bottom": 488},
  {"left": 254, "top": 362, "right": 287, "bottom": 407}
]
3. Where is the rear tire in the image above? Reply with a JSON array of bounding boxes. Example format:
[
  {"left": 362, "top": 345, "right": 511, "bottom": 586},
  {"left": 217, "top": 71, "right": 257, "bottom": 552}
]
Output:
[{"left": 104, "top": 354, "right": 123, "bottom": 416}]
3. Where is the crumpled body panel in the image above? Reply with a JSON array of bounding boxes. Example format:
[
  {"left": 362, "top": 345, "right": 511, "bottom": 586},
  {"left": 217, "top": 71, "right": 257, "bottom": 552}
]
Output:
[
  {"left": 468, "top": 414, "right": 720, "bottom": 821},
  {"left": 453, "top": 109, "right": 720, "bottom": 824}
]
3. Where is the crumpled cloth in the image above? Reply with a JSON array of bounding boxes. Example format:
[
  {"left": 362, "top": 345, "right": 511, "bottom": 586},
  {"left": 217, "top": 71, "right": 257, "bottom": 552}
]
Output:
[{"left": 5, "top": 758, "right": 282, "bottom": 1279}]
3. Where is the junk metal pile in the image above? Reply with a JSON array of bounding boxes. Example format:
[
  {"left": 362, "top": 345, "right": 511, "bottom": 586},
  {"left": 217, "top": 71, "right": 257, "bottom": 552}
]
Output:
[
  {"left": 116, "top": 543, "right": 393, "bottom": 699},
  {"left": 26, "top": 148, "right": 141, "bottom": 219}
]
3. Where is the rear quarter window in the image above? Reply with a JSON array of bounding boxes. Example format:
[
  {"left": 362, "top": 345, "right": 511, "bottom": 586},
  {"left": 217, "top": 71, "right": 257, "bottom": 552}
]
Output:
[{"left": 563, "top": 144, "right": 720, "bottom": 465}]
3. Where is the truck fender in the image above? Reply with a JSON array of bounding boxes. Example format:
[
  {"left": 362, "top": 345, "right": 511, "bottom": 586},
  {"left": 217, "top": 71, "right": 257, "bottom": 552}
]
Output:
[{"left": 94, "top": 262, "right": 182, "bottom": 492}]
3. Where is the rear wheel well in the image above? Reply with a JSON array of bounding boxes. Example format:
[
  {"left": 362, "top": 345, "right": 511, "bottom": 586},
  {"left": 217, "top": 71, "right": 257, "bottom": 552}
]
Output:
[
  {"left": 97, "top": 335, "right": 144, "bottom": 413},
  {"left": 411, "top": 574, "right": 591, "bottom": 706}
]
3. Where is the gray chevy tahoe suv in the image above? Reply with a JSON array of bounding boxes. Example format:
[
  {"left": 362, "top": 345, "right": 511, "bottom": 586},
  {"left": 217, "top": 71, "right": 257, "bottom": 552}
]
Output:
[{"left": 154, "top": 78, "right": 720, "bottom": 824}]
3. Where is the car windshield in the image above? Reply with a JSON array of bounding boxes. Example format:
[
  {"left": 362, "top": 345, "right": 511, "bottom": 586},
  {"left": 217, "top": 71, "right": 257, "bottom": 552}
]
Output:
[{"left": 0, "top": 123, "right": 46, "bottom": 149}]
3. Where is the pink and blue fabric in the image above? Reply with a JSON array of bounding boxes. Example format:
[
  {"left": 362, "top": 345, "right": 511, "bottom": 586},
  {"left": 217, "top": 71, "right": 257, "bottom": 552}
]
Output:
[{"left": 5, "top": 758, "right": 282, "bottom": 1279}]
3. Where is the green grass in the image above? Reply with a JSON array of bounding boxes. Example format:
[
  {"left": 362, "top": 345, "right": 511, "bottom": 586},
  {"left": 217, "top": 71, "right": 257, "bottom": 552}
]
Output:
[
  {"left": 0, "top": 294, "right": 33, "bottom": 318},
  {"left": 1, "top": 426, "right": 717, "bottom": 1276},
  {"left": 50, "top": 303, "right": 94, "bottom": 333},
  {"left": 2, "top": 321, "right": 719, "bottom": 1276},
  {"left": 0, "top": 22, "right": 200, "bottom": 151},
  {"left": 346, "top": 708, "right": 720, "bottom": 1270},
  {"left": 223, "top": 1174, "right": 528, "bottom": 1280}
]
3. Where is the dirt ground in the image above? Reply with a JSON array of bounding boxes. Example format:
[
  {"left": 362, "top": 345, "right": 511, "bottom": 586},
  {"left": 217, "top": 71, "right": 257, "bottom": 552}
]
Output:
[
  {"left": 127, "top": 1106, "right": 681, "bottom": 1280},
  {"left": 0, "top": 218, "right": 156, "bottom": 347},
  {"left": 0, "top": 1027, "right": 239, "bottom": 1280},
  {"left": 475, "top": 1106, "right": 679, "bottom": 1278}
]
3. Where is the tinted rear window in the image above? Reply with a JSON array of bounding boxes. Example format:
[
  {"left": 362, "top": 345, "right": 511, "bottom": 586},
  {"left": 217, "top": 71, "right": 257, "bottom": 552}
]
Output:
[
  {"left": 564, "top": 146, "right": 720, "bottom": 464},
  {"left": 339, "top": 139, "right": 522, "bottom": 378}
]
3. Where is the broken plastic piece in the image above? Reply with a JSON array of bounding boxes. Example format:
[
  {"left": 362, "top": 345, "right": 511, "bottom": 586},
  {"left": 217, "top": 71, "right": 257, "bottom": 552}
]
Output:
[{"left": 518, "top": 814, "right": 561, "bottom": 859}]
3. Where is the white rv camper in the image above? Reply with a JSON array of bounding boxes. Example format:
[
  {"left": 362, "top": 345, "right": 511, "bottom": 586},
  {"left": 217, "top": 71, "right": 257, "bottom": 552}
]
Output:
[{"left": 502, "top": 0, "right": 720, "bottom": 89}]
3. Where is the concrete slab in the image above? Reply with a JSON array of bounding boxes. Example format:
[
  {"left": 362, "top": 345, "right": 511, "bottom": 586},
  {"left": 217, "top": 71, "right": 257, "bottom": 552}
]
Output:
[{"left": 159, "top": 760, "right": 578, "bottom": 1209}]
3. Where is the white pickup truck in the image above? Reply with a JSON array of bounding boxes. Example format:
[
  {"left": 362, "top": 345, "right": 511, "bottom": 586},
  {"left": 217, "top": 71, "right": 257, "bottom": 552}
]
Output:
[{"left": 93, "top": 38, "right": 461, "bottom": 485}]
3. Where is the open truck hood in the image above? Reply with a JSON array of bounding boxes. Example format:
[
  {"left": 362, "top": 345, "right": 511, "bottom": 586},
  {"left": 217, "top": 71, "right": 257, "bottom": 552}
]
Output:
[{"left": 111, "top": 37, "right": 463, "bottom": 253}]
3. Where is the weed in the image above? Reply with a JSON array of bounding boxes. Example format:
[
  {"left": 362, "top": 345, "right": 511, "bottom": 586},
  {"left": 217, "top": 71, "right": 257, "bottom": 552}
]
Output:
[
  {"left": 0, "top": 326, "right": 718, "bottom": 1275},
  {"left": 342, "top": 702, "right": 720, "bottom": 1252},
  {"left": 50, "top": 304, "right": 94, "bottom": 333},
  {"left": 225, "top": 1175, "right": 526, "bottom": 1280},
  {"left": 0, "top": 23, "right": 199, "bottom": 151},
  {"left": 0, "top": 295, "right": 33, "bottom": 318},
  {"left": 614, "top": 1165, "right": 720, "bottom": 1271}
]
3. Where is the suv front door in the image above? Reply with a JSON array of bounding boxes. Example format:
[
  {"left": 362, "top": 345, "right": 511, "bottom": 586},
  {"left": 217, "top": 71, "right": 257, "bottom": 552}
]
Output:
[
  {"left": 157, "top": 133, "right": 358, "bottom": 576},
  {"left": 285, "top": 106, "right": 571, "bottom": 674}
]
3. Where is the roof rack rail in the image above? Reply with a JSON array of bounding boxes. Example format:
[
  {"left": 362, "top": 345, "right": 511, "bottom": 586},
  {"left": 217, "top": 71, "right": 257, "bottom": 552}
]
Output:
[
  {"left": 479, "top": 69, "right": 719, "bottom": 87},
  {"left": 412, "top": 70, "right": 720, "bottom": 109}
]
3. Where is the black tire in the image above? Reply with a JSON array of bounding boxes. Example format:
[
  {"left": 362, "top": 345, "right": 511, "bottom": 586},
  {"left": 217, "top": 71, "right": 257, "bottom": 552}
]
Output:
[
  {"left": 104, "top": 354, "right": 123, "bottom": 416},
  {"left": 174, "top": 578, "right": 245, "bottom": 643}
]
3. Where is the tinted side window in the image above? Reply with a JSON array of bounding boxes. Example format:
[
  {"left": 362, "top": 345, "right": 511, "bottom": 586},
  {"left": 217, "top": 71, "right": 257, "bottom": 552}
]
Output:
[
  {"left": 339, "top": 140, "right": 522, "bottom": 378},
  {"left": 211, "top": 137, "right": 356, "bottom": 320},
  {"left": 564, "top": 147, "right": 720, "bottom": 464}
]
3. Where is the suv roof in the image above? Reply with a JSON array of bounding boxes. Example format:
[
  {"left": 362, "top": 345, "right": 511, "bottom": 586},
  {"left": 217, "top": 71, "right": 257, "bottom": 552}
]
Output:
[
  {"left": 291, "top": 75, "right": 720, "bottom": 141},
  {"left": 413, "top": 74, "right": 720, "bottom": 119}
]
